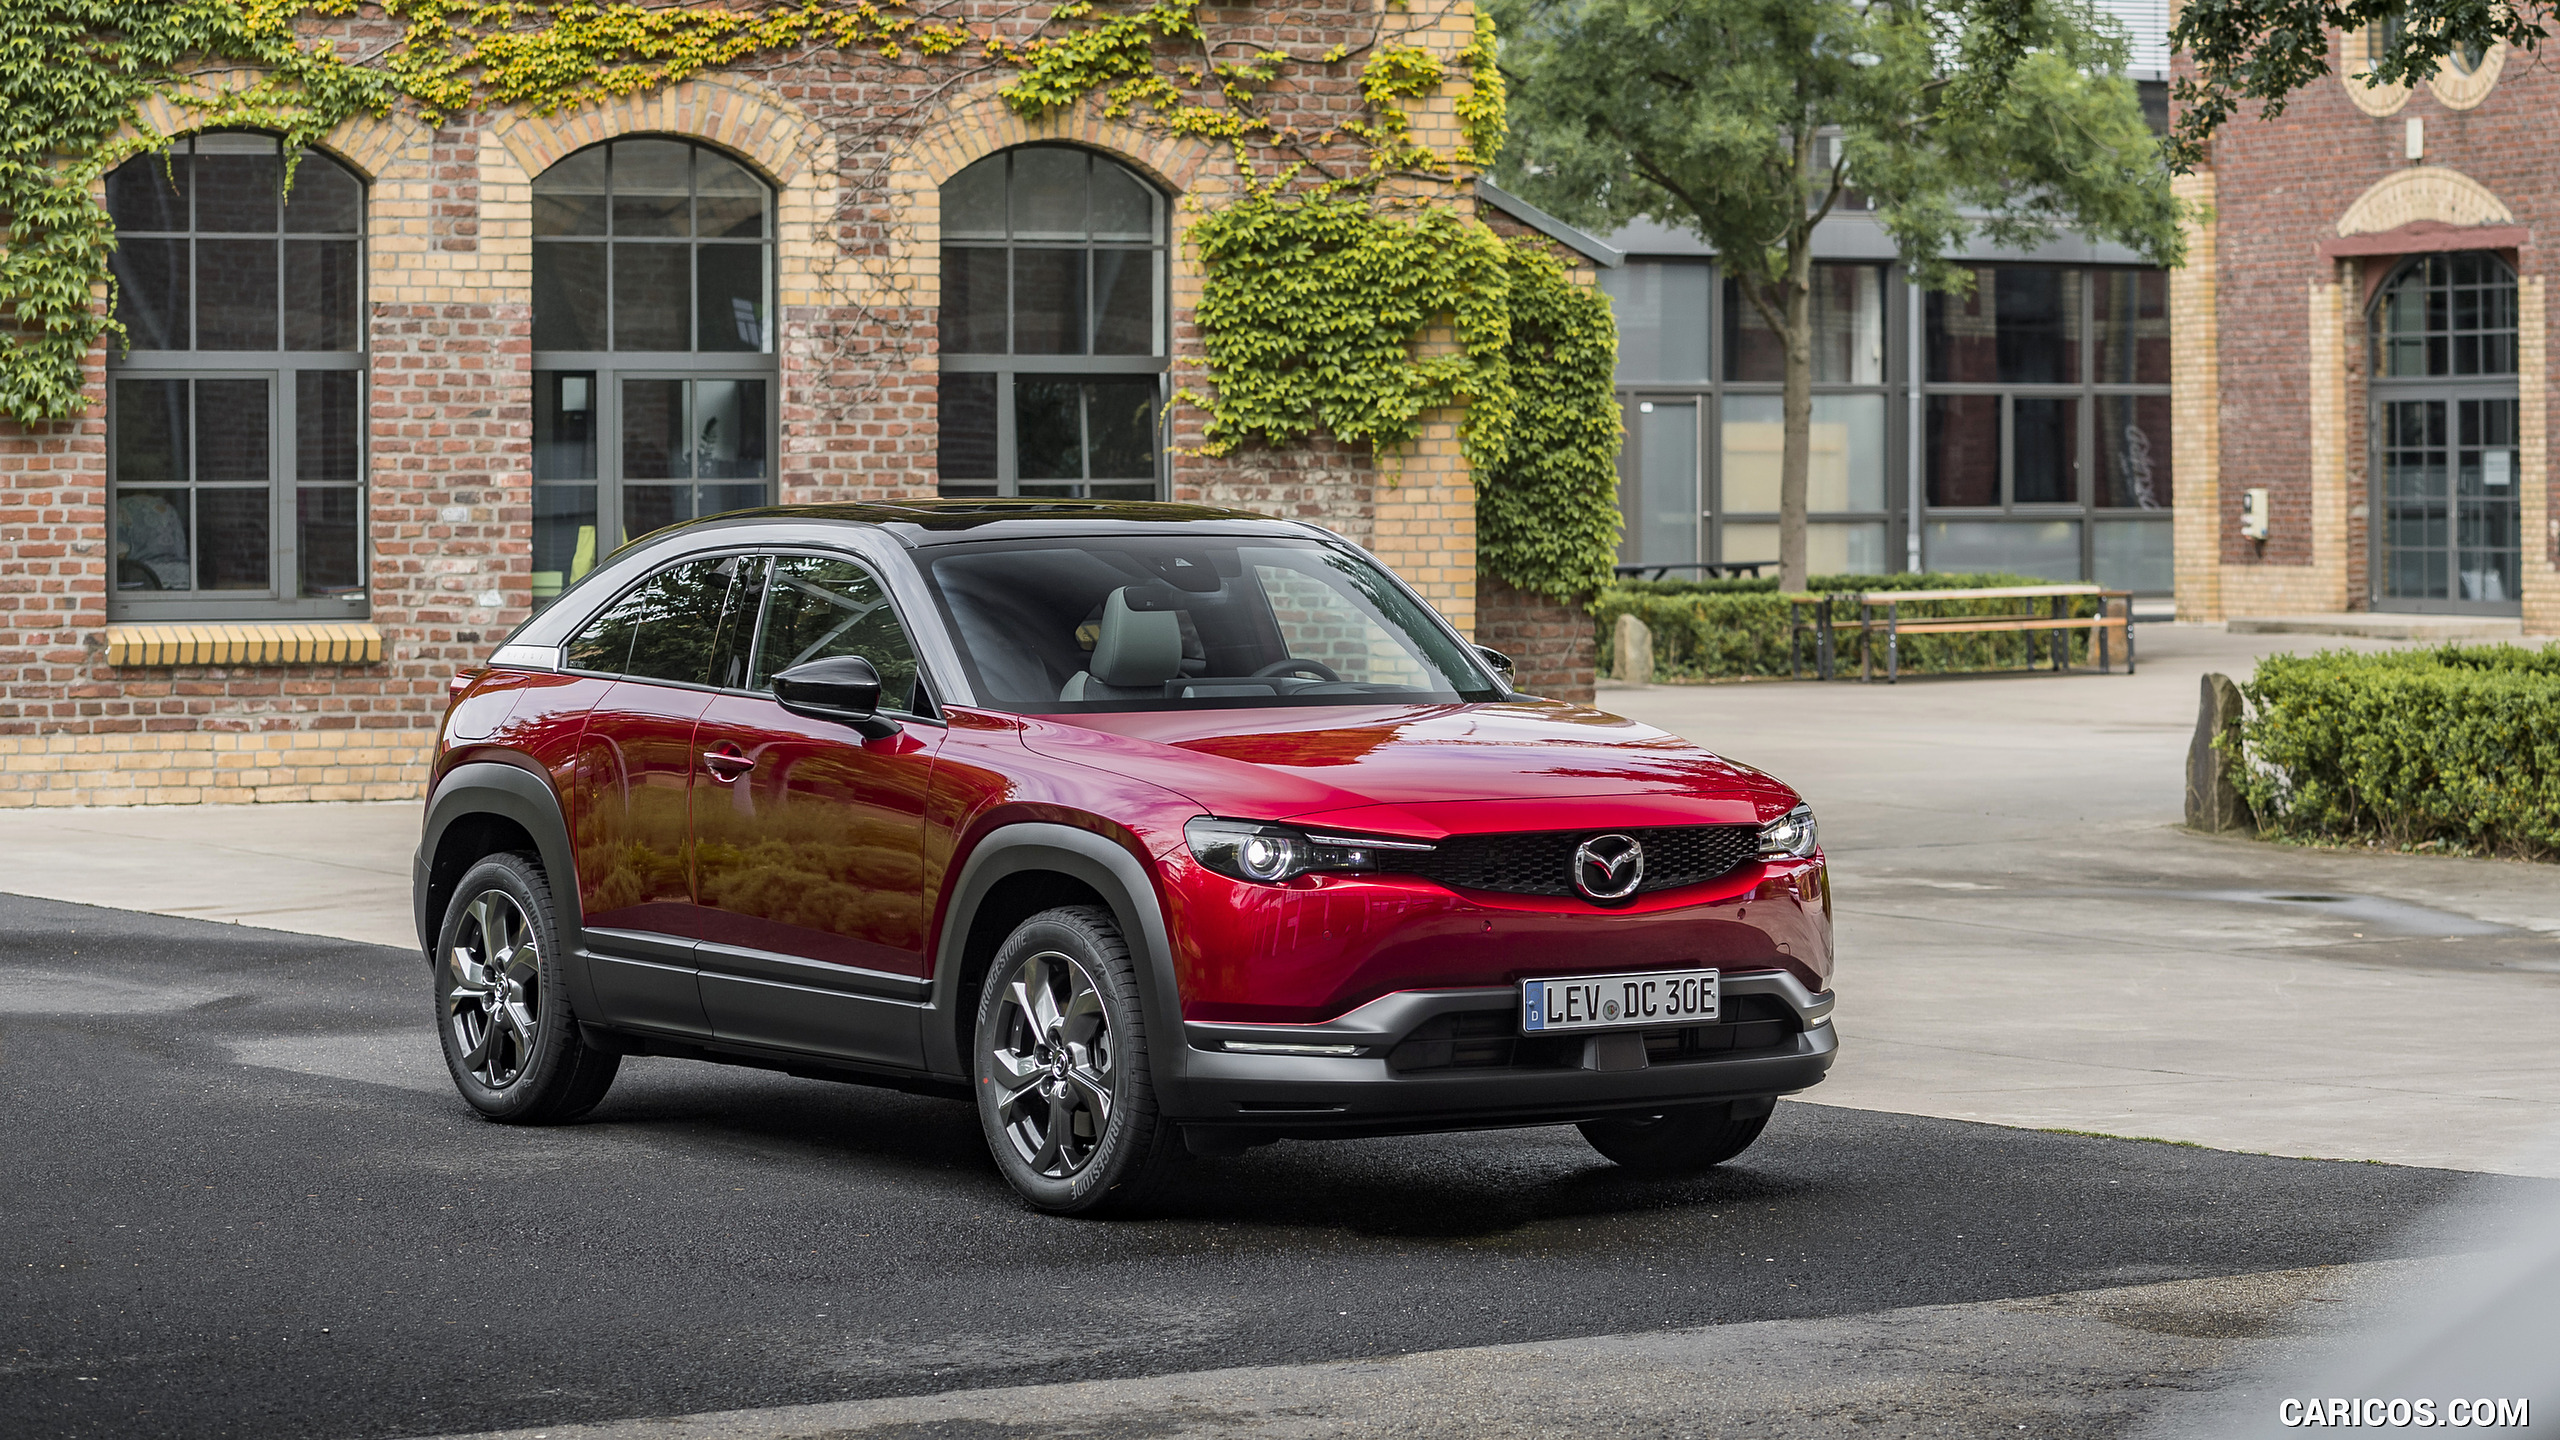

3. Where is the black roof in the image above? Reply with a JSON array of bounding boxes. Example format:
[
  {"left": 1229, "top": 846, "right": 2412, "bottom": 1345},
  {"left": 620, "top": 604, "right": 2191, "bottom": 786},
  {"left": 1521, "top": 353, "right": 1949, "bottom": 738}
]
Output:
[{"left": 641, "top": 498, "right": 1321, "bottom": 550}]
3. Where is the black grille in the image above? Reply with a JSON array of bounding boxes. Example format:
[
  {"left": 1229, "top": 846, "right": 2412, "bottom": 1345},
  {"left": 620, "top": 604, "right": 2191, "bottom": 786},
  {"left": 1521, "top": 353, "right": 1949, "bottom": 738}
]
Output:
[
  {"left": 1386, "top": 995, "right": 1800, "bottom": 1073},
  {"left": 1392, "top": 823, "right": 1761, "bottom": 899}
]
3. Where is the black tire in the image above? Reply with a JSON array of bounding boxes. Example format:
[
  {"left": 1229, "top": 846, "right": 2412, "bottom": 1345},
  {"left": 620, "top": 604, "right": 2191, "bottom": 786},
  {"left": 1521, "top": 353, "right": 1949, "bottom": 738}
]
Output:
[
  {"left": 1579, "top": 1103, "right": 1771, "bottom": 1173},
  {"left": 433, "top": 852, "right": 620, "bottom": 1124},
  {"left": 973, "top": 905, "right": 1182, "bottom": 1216}
]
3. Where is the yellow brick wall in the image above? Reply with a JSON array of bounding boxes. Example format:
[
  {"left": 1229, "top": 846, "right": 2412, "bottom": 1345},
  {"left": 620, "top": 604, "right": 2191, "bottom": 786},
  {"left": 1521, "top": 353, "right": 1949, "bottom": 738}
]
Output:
[
  {"left": 2170, "top": 172, "right": 2222, "bottom": 621},
  {"left": 0, "top": 730, "right": 433, "bottom": 808}
]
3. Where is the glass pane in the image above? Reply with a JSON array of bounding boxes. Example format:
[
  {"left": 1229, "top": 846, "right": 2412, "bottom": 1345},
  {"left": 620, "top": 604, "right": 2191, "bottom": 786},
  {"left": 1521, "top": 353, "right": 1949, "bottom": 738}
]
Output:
[
  {"left": 1012, "top": 148, "right": 1086, "bottom": 236},
  {"left": 693, "top": 148, "right": 766, "bottom": 238},
  {"left": 2093, "top": 519, "right": 2172, "bottom": 592},
  {"left": 695, "top": 379, "right": 766, "bottom": 479},
  {"left": 1925, "top": 394, "right": 2000, "bottom": 506},
  {"left": 1718, "top": 394, "right": 1884, "bottom": 513},
  {"left": 1016, "top": 378, "right": 1082, "bottom": 480},
  {"left": 1622, "top": 400, "right": 1698, "bottom": 565},
  {"left": 1719, "top": 522, "right": 1887, "bottom": 574},
  {"left": 195, "top": 379, "right": 269, "bottom": 483},
  {"left": 533, "top": 146, "right": 610, "bottom": 236},
  {"left": 195, "top": 486, "right": 271, "bottom": 590},
  {"left": 1086, "top": 379, "right": 1158, "bottom": 480},
  {"left": 534, "top": 371, "right": 598, "bottom": 479},
  {"left": 622, "top": 483, "right": 692, "bottom": 541},
  {"left": 116, "top": 489, "right": 190, "bottom": 591},
  {"left": 696, "top": 245, "right": 766, "bottom": 352},
  {"left": 297, "top": 486, "right": 363, "bottom": 596},
  {"left": 1598, "top": 264, "right": 1710, "bottom": 385},
  {"left": 589, "top": 555, "right": 734, "bottom": 684},
  {"left": 2094, "top": 394, "right": 2172, "bottom": 509},
  {"left": 943, "top": 155, "right": 1007, "bottom": 236},
  {"left": 697, "top": 482, "right": 766, "bottom": 517},
  {"left": 193, "top": 138, "right": 279, "bottom": 232},
  {"left": 938, "top": 373, "right": 998, "bottom": 480},
  {"left": 532, "top": 243, "right": 607, "bottom": 351},
  {"left": 611, "top": 139, "right": 692, "bottom": 237},
  {"left": 621, "top": 379, "right": 690, "bottom": 478},
  {"left": 753, "top": 556, "right": 922, "bottom": 706},
  {"left": 196, "top": 238, "right": 278, "bottom": 349},
  {"left": 612, "top": 244, "right": 691, "bottom": 350},
  {"left": 940, "top": 247, "right": 1009, "bottom": 353},
  {"left": 2457, "top": 397, "right": 2519, "bottom": 603},
  {"left": 2012, "top": 396, "right": 2079, "bottom": 504},
  {"left": 1012, "top": 248, "right": 1086, "bottom": 355},
  {"left": 1726, "top": 266, "right": 1882, "bottom": 383},
  {"left": 109, "top": 238, "right": 189, "bottom": 350},
  {"left": 1090, "top": 160, "right": 1154, "bottom": 238},
  {"left": 532, "top": 484, "right": 600, "bottom": 605},
  {"left": 114, "top": 379, "right": 189, "bottom": 487},
  {"left": 106, "top": 153, "right": 188, "bottom": 231},
  {"left": 1925, "top": 519, "right": 2082, "bottom": 581},
  {"left": 1091, "top": 249, "right": 1154, "bottom": 355},
  {"left": 1929, "top": 266, "right": 2083, "bottom": 384},
  {"left": 282, "top": 156, "right": 362, "bottom": 234},
  {"left": 2093, "top": 270, "right": 2168, "bottom": 384},
  {"left": 296, "top": 371, "right": 360, "bottom": 481},
  {"left": 284, "top": 240, "right": 360, "bottom": 350}
]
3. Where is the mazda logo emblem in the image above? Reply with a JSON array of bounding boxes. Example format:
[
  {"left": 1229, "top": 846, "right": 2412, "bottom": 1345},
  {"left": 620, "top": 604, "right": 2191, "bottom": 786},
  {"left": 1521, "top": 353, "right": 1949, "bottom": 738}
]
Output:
[{"left": 1571, "top": 833, "right": 1645, "bottom": 901}]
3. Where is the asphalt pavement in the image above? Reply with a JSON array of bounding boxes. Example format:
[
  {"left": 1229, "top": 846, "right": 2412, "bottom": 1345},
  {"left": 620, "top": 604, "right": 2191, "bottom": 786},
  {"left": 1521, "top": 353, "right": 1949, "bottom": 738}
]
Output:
[{"left": 4, "top": 890, "right": 2547, "bottom": 1440}]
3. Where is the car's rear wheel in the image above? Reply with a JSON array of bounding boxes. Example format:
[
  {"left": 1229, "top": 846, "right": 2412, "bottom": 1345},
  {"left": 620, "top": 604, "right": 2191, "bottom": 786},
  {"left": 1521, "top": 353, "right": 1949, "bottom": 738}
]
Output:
[
  {"left": 434, "top": 852, "right": 620, "bottom": 1124},
  {"left": 1578, "top": 1103, "right": 1771, "bottom": 1172},
  {"left": 973, "top": 905, "right": 1180, "bottom": 1216}
]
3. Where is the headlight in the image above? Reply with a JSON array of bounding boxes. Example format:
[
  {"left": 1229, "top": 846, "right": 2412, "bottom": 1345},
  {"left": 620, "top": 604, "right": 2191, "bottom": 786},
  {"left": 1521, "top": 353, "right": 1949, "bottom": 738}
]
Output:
[
  {"left": 1184, "top": 818, "right": 1434, "bottom": 885},
  {"left": 1758, "top": 804, "right": 1819, "bottom": 859}
]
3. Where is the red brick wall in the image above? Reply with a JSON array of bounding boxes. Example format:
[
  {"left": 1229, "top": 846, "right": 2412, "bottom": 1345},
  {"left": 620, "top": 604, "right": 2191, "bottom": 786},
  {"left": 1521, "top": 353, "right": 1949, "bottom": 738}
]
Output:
[{"left": 1475, "top": 572, "right": 1595, "bottom": 704}]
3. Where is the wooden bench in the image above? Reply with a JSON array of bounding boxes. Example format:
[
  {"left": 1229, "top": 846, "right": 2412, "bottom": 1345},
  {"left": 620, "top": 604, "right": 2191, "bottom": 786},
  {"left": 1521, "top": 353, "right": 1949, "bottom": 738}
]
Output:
[{"left": 1789, "top": 584, "right": 2135, "bottom": 682}]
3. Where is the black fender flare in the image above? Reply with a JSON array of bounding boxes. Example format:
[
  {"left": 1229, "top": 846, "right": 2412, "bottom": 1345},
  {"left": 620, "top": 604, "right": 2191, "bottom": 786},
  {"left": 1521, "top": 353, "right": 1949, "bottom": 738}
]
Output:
[
  {"left": 417, "top": 760, "right": 596, "bottom": 1019},
  {"left": 922, "top": 822, "right": 1190, "bottom": 1109}
]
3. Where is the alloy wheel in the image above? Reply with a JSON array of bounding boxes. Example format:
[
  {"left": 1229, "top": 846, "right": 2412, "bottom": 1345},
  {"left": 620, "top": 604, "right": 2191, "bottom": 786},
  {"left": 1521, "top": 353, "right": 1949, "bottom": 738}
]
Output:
[
  {"left": 986, "top": 949, "right": 1116, "bottom": 1178},
  {"left": 445, "top": 889, "right": 542, "bottom": 1089}
]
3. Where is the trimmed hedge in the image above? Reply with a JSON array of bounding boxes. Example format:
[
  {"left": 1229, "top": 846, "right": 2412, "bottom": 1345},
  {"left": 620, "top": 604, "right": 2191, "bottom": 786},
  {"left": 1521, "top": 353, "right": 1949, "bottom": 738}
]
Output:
[
  {"left": 2235, "top": 645, "right": 2560, "bottom": 859},
  {"left": 1592, "top": 572, "right": 2108, "bottom": 680}
]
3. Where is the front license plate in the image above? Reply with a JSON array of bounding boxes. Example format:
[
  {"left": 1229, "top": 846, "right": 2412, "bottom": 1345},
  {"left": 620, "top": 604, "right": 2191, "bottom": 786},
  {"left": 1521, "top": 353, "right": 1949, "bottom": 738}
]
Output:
[{"left": 1521, "top": 968, "right": 1719, "bottom": 1035}]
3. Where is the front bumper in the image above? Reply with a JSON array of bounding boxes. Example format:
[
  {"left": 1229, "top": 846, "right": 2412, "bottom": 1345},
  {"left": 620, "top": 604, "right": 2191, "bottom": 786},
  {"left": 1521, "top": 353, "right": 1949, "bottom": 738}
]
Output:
[{"left": 1163, "top": 970, "right": 1835, "bottom": 1141}]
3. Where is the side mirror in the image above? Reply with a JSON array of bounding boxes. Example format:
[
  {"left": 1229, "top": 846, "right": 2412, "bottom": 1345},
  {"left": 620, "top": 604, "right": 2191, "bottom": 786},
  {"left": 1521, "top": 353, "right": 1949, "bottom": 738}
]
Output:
[
  {"left": 1473, "top": 645, "right": 1516, "bottom": 687},
  {"left": 772, "top": 656, "right": 902, "bottom": 739}
]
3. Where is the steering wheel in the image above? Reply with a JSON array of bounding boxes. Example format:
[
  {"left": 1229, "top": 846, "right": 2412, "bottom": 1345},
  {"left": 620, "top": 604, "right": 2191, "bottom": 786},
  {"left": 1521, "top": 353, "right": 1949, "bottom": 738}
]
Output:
[{"left": 1252, "top": 657, "right": 1342, "bottom": 683}]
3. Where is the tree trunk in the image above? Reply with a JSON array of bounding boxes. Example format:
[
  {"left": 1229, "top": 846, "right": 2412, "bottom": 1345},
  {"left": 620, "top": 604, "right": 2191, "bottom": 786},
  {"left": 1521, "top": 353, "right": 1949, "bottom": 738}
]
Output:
[{"left": 1778, "top": 254, "right": 1814, "bottom": 593}]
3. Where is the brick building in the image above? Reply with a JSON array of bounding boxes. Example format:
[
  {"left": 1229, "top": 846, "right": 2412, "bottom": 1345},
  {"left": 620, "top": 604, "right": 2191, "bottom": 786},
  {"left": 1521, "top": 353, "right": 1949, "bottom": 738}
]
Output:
[
  {"left": 0, "top": 1, "right": 1598, "bottom": 808},
  {"left": 2172, "top": 25, "right": 2559, "bottom": 632}
]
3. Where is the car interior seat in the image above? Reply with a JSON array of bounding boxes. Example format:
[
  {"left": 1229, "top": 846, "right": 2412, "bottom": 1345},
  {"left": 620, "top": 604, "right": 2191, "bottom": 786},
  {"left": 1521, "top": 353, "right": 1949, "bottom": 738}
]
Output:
[{"left": 1060, "top": 588, "right": 1185, "bottom": 701}]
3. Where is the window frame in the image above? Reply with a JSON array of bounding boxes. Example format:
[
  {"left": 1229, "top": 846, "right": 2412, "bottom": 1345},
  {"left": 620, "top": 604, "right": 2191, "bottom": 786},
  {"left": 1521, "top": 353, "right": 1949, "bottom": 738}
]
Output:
[
  {"left": 530, "top": 138, "right": 781, "bottom": 606},
  {"left": 2365, "top": 251, "right": 2523, "bottom": 615},
  {"left": 105, "top": 133, "right": 370, "bottom": 622},
  {"left": 936, "top": 145, "right": 1171, "bottom": 501}
]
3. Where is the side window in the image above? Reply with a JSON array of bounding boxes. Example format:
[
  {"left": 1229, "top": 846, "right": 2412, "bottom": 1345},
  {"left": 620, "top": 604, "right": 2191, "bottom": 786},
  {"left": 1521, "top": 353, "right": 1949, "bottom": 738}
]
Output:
[
  {"left": 752, "top": 556, "right": 922, "bottom": 711},
  {"left": 564, "top": 555, "right": 738, "bottom": 682}
]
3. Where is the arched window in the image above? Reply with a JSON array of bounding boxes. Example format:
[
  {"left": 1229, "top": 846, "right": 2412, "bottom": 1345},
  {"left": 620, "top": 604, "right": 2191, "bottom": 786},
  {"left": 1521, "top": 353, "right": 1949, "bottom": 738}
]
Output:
[
  {"left": 105, "top": 133, "right": 366, "bottom": 618},
  {"left": 2367, "top": 251, "right": 2520, "bottom": 611},
  {"left": 531, "top": 138, "right": 776, "bottom": 604},
  {"left": 937, "top": 146, "right": 1167, "bottom": 500}
]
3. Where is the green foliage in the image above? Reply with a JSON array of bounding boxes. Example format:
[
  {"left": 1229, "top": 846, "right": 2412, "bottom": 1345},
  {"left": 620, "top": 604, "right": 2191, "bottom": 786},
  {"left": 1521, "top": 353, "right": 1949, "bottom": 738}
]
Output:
[
  {"left": 1185, "top": 196, "right": 1623, "bottom": 601},
  {"left": 2166, "top": 2, "right": 2548, "bottom": 172},
  {"left": 1452, "top": 10, "right": 1506, "bottom": 169},
  {"left": 1591, "top": 572, "right": 2107, "bottom": 680},
  {"left": 2235, "top": 645, "right": 2560, "bottom": 860}
]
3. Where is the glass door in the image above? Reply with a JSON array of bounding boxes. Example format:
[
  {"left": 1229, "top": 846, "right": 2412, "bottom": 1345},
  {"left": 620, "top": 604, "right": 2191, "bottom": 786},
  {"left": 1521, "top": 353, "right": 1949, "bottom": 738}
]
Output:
[
  {"left": 1620, "top": 398, "right": 1700, "bottom": 570},
  {"left": 2376, "top": 393, "right": 2519, "bottom": 611}
]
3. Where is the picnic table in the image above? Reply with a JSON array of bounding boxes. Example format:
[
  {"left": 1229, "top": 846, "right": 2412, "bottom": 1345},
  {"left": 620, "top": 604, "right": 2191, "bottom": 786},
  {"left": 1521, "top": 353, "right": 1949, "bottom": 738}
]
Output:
[{"left": 1788, "top": 584, "right": 2135, "bottom": 682}]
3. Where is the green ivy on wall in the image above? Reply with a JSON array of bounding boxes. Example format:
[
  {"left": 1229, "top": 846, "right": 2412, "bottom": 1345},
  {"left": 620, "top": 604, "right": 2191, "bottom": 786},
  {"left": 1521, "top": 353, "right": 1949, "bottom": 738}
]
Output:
[{"left": 0, "top": 0, "right": 1620, "bottom": 600}]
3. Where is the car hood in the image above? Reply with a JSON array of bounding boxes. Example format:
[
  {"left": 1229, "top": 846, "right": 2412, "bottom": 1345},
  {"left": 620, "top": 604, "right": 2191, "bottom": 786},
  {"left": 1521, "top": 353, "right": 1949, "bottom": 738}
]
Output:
[{"left": 1018, "top": 699, "right": 1793, "bottom": 836}]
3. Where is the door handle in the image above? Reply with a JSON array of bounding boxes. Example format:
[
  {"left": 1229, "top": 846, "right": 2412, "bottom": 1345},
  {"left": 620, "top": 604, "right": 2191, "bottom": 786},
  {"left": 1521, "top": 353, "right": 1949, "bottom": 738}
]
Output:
[{"left": 701, "top": 748, "right": 755, "bottom": 781}]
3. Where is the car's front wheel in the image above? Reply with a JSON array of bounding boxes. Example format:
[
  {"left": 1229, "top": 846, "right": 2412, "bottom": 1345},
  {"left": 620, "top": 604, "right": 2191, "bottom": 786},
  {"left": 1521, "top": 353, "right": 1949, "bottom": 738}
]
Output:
[
  {"left": 973, "top": 905, "right": 1180, "bottom": 1215},
  {"left": 1578, "top": 1102, "right": 1772, "bottom": 1172},
  {"left": 434, "top": 852, "right": 620, "bottom": 1124}
]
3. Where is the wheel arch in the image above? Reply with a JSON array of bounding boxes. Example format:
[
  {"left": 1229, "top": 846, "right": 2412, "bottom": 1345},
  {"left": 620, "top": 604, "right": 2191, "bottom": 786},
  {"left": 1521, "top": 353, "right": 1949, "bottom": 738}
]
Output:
[
  {"left": 420, "top": 761, "right": 584, "bottom": 967},
  {"left": 924, "top": 823, "right": 1186, "bottom": 1103}
]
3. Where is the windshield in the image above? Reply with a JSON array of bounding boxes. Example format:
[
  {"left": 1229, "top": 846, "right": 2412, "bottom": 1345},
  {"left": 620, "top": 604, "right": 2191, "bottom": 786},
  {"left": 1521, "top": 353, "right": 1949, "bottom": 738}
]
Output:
[{"left": 918, "top": 535, "right": 1501, "bottom": 712}]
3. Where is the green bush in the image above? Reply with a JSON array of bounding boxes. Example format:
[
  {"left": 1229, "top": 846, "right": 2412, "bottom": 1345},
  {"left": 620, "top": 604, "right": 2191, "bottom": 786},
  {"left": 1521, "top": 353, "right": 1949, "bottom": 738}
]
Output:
[
  {"left": 2235, "top": 645, "right": 2560, "bottom": 859},
  {"left": 1591, "top": 571, "right": 2110, "bottom": 680}
]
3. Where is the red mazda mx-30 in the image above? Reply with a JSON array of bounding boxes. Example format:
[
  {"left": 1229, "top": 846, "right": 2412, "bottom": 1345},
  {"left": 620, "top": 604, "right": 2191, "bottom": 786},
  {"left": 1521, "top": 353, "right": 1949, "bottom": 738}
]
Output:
[{"left": 418, "top": 501, "right": 1835, "bottom": 1213}]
